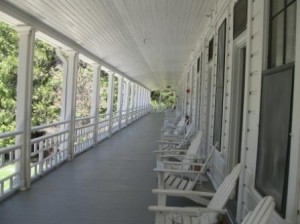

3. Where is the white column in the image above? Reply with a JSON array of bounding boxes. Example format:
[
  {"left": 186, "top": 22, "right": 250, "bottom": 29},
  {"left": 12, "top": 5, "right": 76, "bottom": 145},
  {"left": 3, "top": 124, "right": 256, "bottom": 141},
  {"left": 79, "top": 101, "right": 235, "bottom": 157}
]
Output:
[
  {"left": 117, "top": 77, "right": 124, "bottom": 129},
  {"left": 136, "top": 85, "right": 140, "bottom": 117},
  {"left": 135, "top": 84, "right": 139, "bottom": 117},
  {"left": 141, "top": 87, "right": 144, "bottom": 108},
  {"left": 141, "top": 88, "right": 145, "bottom": 114},
  {"left": 107, "top": 72, "right": 114, "bottom": 136},
  {"left": 15, "top": 26, "right": 35, "bottom": 190},
  {"left": 64, "top": 50, "right": 79, "bottom": 160},
  {"left": 135, "top": 84, "right": 139, "bottom": 109},
  {"left": 129, "top": 82, "right": 135, "bottom": 123},
  {"left": 124, "top": 80, "right": 130, "bottom": 125},
  {"left": 147, "top": 90, "right": 149, "bottom": 111},
  {"left": 90, "top": 63, "right": 101, "bottom": 144},
  {"left": 143, "top": 88, "right": 146, "bottom": 108}
]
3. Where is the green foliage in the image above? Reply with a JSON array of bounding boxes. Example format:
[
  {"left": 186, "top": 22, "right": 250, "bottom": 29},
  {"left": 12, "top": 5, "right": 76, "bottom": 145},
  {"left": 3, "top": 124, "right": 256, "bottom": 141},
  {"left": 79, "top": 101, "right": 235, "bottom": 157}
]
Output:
[
  {"left": 32, "top": 40, "right": 62, "bottom": 126},
  {"left": 99, "top": 71, "right": 108, "bottom": 115},
  {"left": 76, "top": 60, "right": 93, "bottom": 118},
  {"left": 113, "top": 76, "right": 118, "bottom": 113},
  {"left": 0, "top": 22, "right": 18, "bottom": 147},
  {"left": 0, "top": 22, "right": 63, "bottom": 147},
  {"left": 0, "top": 22, "right": 115, "bottom": 147},
  {"left": 151, "top": 89, "right": 175, "bottom": 109}
]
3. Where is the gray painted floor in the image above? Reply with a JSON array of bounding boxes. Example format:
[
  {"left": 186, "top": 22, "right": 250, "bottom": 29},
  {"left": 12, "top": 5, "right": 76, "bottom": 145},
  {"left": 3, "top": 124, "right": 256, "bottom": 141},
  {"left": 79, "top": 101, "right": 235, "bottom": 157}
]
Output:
[{"left": 0, "top": 113, "right": 164, "bottom": 224}]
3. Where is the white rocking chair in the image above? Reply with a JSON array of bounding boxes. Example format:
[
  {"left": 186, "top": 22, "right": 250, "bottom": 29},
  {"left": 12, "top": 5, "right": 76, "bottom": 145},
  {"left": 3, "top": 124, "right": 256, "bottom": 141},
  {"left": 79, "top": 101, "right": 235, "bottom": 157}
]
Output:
[{"left": 149, "top": 163, "right": 242, "bottom": 224}]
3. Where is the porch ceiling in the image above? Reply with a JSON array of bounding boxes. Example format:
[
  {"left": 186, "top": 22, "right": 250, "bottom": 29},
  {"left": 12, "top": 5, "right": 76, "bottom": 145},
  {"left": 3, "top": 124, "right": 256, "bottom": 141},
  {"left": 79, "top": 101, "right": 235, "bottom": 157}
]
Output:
[{"left": 2, "top": 0, "right": 214, "bottom": 90}]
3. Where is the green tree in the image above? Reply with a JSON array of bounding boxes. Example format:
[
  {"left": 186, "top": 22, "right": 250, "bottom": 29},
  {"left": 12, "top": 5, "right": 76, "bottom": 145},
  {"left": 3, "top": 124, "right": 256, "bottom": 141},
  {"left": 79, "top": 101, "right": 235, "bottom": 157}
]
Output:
[
  {"left": 0, "top": 22, "right": 18, "bottom": 146},
  {"left": 31, "top": 40, "right": 62, "bottom": 126},
  {"left": 99, "top": 70, "right": 108, "bottom": 115},
  {"left": 151, "top": 89, "right": 175, "bottom": 109},
  {"left": 76, "top": 60, "right": 93, "bottom": 118},
  {"left": 113, "top": 76, "right": 118, "bottom": 113},
  {"left": 0, "top": 22, "right": 63, "bottom": 146}
]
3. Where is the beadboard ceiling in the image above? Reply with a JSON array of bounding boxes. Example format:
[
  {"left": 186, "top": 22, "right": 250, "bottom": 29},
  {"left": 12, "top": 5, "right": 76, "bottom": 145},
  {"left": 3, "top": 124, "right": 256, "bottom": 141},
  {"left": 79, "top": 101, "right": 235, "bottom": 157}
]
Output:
[{"left": 2, "top": 0, "right": 215, "bottom": 90}]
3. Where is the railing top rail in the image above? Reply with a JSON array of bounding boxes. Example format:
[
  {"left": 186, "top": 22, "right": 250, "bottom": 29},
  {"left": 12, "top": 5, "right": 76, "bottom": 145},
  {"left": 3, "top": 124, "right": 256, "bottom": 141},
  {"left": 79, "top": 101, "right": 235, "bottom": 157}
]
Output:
[
  {"left": 75, "top": 123, "right": 94, "bottom": 131},
  {"left": 98, "top": 120, "right": 109, "bottom": 124},
  {"left": 0, "top": 130, "right": 22, "bottom": 139},
  {"left": 31, "top": 120, "right": 71, "bottom": 131},
  {"left": 0, "top": 144, "right": 23, "bottom": 154},
  {"left": 0, "top": 172, "right": 20, "bottom": 183},
  {"left": 31, "top": 130, "right": 69, "bottom": 143},
  {"left": 75, "top": 116, "right": 94, "bottom": 122}
]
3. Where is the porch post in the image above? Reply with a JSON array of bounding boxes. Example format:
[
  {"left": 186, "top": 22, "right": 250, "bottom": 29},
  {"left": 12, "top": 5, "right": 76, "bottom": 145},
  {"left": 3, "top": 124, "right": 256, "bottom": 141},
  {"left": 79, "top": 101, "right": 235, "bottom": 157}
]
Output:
[
  {"left": 136, "top": 85, "right": 140, "bottom": 116},
  {"left": 90, "top": 63, "right": 101, "bottom": 144},
  {"left": 135, "top": 85, "right": 139, "bottom": 115},
  {"left": 107, "top": 72, "right": 114, "bottom": 136},
  {"left": 131, "top": 83, "right": 136, "bottom": 120},
  {"left": 117, "top": 76, "right": 124, "bottom": 129},
  {"left": 15, "top": 25, "right": 35, "bottom": 190},
  {"left": 64, "top": 50, "right": 78, "bottom": 160},
  {"left": 124, "top": 80, "right": 130, "bottom": 126},
  {"left": 143, "top": 88, "right": 146, "bottom": 110},
  {"left": 141, "top": 87, "right": 145, "bottom": 114}
]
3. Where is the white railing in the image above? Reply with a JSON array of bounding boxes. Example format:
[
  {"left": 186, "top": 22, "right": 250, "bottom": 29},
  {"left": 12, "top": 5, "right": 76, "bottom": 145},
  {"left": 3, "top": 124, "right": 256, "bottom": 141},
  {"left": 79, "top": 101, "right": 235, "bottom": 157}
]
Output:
[
  {"left": 112, "top": 112, "right": 120, "bottom": 134},
  {"left": 30, "top": 121, "right": 69, "bottom": 179},
  {"left": 127, "top": 109, "right": 133, "bottom": 124},
  {"left": 120, "top": 110, "right": 127, "bottom": 128},
  {"left": 98, "top": 114, "right": 110, "bottom": 141},
  {"left": 0, "top": 105, "right": 151, "bottom": 201},
  {"left": 74, "top": 116, "right": 94, "bottom": 155},
  {"left": 0, "top": 130, "right": 22, "bottom": 197}
]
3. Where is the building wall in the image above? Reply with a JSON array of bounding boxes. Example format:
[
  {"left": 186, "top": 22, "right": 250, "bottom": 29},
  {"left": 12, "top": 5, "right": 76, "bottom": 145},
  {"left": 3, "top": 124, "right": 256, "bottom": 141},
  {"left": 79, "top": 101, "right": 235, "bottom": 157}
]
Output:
[{"left": 180, "top": 0, "right": 300, "bottom": 223}]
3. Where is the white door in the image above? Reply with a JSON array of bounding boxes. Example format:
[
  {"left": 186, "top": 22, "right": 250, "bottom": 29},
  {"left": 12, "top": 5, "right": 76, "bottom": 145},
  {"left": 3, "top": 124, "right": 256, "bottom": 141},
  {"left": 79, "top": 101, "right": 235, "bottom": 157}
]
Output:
[{"left": 204, "top": 65, "right": 212, "bottom": 154}]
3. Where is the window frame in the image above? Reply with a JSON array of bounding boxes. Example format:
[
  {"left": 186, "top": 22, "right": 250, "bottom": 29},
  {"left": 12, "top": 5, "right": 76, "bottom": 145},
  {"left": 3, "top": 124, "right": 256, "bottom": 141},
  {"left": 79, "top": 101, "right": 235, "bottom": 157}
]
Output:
[
  {"left": 233, "top": 0, "right": 248, "bottom": 39},
  {"left": 255, "top": 63, "right": 294, "bottom": 217},
  {"left": 208, "top": 38, "right": 214, "bottom": 61},
  {"left": 213, "top": 19, "right": 227, "bottom": 150},
  {"left": 268, "top": 0, "right": 297, "bottom": 68}
]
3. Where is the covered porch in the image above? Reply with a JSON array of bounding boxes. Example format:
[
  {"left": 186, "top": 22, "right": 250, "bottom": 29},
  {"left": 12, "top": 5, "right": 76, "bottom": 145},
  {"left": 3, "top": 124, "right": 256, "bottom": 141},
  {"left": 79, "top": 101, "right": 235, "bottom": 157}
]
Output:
[
  {"left": 0, "top": 0, "right": 300, "bottom": 224},
  {"left": 0, "top": 114, "right": 162, "bottom": 224}
]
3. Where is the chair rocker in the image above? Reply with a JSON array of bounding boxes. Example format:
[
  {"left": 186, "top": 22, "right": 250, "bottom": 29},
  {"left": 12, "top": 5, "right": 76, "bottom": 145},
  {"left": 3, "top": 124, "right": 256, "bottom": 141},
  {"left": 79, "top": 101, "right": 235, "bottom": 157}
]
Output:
[{"left": 149, "top": 163, "right": 242, "bottom": 224}]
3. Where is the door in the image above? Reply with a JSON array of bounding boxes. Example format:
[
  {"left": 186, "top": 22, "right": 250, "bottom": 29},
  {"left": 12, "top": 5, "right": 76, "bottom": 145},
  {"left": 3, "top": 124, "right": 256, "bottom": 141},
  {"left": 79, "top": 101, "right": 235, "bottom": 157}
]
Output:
[
  {"left": 235, "top": 46, "right": 246, "bottom": 164},
  {"left": 227, "top": 46, "right": 247, "bottom": 220},
  {"left": 204, "top": 65, "right": 212, "bottom": 156}
]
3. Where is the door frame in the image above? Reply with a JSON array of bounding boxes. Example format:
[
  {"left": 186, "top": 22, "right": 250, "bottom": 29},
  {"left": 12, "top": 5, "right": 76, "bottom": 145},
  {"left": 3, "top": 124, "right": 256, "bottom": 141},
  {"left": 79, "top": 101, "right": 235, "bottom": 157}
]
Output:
[
  {"left": 205, "top": 62, "right": 213, "bottom": 155},
  {"left": 228, "top": 31, "right": 249, "bottom": 223},
  {"left": 227, "top": 31, "right": 247, "bottom": 173}
]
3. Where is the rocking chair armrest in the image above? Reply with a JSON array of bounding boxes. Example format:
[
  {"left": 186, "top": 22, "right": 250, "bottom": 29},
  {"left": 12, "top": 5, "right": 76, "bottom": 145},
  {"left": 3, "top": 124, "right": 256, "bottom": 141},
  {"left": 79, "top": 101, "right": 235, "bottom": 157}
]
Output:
[
  {"left": 154, "top": 168, "right": 205, "bottom": 174},
  {"left": 162, "top": 160, "right": 205, "bottom": 166},
  {"left": 157, "top": 140, "right": 182, "bottom": 145},
  {"left": 153, "top": 149, "right": 187, "bottom": 154},
  {"left": 152, "top": 189, "right": 215, "bottom": 198},
  {"left": 148, "top": 206, "right": 226, "bottom": 216}
]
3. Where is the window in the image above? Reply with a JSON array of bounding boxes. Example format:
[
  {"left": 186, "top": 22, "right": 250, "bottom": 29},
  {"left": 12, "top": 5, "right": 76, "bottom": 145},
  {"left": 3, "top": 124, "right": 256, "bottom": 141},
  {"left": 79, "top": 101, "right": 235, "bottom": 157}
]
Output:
[
  {"left": 255, "top": 65, "right": 293, "bottom": 217},
  {"left": 197, "top": 57, "right": 200, "bottom": 73},
  {"left": 233, "top": 0, "right": 248, "bottom": 39},
  {"left": 269, "top": 0, "right": 296, "bottom": 68},
  {"left": 208, "top": 38, "right": 214, "bottom": 61},
  {"left": 213, "top": 19, "right": 226, "bottom": 150},
  {"left": 255, "top": 0, "right": 296, "bottom": 217}
]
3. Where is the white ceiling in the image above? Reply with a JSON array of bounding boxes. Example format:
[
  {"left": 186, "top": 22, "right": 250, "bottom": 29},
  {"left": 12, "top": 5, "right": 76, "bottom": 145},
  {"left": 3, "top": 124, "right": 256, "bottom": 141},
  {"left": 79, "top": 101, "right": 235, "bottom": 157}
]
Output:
[{"left": 2, "top": 0, "right": 215, "bottom": 90}]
